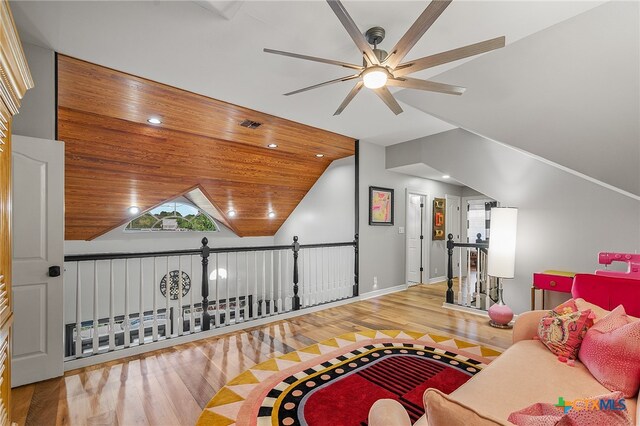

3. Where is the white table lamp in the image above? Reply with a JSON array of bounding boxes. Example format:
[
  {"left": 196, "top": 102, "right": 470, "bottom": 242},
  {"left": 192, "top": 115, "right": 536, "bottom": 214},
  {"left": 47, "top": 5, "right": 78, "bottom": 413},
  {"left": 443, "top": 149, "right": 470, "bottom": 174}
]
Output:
[{"left": 487, "top": 207, "right": 518, "bottom": 328}]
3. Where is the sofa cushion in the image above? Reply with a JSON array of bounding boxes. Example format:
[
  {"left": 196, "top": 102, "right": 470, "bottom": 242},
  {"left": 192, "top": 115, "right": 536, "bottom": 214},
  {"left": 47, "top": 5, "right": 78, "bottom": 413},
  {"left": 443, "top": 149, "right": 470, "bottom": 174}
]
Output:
[
  {"left": 579, "top": 305, "right": 640, "bottom": 397},
  {"left": 423, "top": 388, "right": 507, "bottom": 426},
  {"left": 537, "top": 302, "right": 593, "bottom": 360},
  {"left": 449, "top": 340, "right": 637, "bottom": 424}
]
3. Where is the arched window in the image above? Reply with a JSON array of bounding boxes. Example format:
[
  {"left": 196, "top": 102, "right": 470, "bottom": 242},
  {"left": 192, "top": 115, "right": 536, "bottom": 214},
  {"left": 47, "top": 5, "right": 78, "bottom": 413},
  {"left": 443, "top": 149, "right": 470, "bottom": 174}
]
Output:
[{"left": 125, "top": 200, "right": 218, "bottom": 232}]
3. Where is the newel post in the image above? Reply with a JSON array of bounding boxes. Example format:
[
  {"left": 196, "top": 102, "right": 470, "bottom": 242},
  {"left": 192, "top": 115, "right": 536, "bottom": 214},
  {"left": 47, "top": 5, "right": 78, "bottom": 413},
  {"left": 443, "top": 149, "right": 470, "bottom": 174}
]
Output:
[
  {"left": 292, "top": 236, "right": 301, "bottom": 310},
  {"left": 446, "top": 233, "right": 455, "bottom": 304},
  {"left": 201, "top": 237, "right": 211, "bottom": 331}
]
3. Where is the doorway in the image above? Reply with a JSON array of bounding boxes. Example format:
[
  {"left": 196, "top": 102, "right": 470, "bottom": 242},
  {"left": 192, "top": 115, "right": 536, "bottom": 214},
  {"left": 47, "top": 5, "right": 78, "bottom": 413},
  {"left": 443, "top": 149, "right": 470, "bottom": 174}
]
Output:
[{"left": 406, "top": 190, "right": 429, "bottom": 286}]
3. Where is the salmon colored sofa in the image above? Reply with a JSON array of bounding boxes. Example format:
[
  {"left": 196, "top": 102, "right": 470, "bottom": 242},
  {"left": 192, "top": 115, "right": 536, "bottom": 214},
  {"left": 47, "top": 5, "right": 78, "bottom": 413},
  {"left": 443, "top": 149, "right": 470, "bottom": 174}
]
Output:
[{"left": 368, "top": 274, "right": 640, "bottom": 425}]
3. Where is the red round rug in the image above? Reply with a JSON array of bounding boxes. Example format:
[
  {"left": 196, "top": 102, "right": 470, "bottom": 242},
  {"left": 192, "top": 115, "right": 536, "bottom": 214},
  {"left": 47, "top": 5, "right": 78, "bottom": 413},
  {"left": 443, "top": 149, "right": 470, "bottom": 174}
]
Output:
[{"left": 196, "top": 330, "right": 502, "bottom": 426}]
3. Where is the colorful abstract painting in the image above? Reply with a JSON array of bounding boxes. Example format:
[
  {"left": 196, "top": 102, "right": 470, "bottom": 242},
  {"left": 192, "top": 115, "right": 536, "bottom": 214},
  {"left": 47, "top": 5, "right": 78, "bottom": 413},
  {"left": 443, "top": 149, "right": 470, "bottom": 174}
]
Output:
[{"left": 369, "top": 186, "right": 394, "bottom": 226}]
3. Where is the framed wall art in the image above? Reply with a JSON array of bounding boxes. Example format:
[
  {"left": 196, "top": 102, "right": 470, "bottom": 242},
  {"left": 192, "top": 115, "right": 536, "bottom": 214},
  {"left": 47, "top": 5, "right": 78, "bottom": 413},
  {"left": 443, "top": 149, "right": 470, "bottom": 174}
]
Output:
[
  {"left": 369, "top": 186, "right": 394, "bottom": 226},
  {"left": 433, "top": 197, "right": 446, "bottom": 240}
]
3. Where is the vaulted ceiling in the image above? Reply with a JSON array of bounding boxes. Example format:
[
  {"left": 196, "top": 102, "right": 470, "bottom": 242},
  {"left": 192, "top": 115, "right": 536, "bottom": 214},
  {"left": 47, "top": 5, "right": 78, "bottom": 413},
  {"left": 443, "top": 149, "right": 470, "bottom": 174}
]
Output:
[
  {"left": 13, "top": 1, "right": 604, "bottom": 146},
  {"left": 57, "top": 55, "right": 355, "bottom": 240}
]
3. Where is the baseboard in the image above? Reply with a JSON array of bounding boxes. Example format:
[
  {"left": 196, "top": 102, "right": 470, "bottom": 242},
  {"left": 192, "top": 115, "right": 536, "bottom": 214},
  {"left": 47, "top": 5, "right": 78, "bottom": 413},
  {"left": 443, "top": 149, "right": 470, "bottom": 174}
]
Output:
[
  {"left": 428, "top": 276, "right": 446, "bottom": 284},
  {"left": 358, "top": 284, "right": 408, "bottom": 300},
  {"left": 442, "top": 302, "right": 519, "bottom": 321},
  {"left": 442, "top": 302, "right": 490, "bottom": 317}
]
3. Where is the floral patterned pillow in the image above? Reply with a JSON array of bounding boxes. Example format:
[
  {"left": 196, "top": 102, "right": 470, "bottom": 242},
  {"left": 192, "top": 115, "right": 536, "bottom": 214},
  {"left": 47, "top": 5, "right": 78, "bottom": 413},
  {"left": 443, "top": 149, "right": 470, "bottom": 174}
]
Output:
[{"left": 537, "top": 299, "right": 594, "bottom": 360}]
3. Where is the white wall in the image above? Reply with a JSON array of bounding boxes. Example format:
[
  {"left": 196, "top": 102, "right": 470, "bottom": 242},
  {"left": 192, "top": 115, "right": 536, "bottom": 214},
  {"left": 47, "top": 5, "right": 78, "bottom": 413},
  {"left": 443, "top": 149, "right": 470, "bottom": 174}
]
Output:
[
  {"left": 386, "top": 129, "right": 640, "bottom": 314},
  {"left": 274, "top": 156, "right": 355, "bottom": 245},
  {"left": 12, "top": 42, "right": 55, "bottom": 140},
  {"left": 396, "top": 1, "right": 640, "bottom": 196},
  {"left": 359, "top": 141, "right": 464, "bottom": 294}
]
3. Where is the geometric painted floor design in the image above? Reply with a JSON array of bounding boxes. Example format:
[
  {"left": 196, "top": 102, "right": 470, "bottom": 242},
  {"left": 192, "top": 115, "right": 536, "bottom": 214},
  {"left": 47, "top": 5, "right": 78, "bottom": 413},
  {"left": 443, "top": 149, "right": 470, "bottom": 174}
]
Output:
[{"left": 195, "top": 330, "right": 502, "bottom": 426}]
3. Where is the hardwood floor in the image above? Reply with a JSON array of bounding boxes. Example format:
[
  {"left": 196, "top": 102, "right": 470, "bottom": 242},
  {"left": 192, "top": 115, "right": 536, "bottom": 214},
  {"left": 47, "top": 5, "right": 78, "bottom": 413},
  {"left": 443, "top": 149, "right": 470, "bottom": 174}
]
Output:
[{"left": 11, "top": 283, "right": 512, "bottom": 426}]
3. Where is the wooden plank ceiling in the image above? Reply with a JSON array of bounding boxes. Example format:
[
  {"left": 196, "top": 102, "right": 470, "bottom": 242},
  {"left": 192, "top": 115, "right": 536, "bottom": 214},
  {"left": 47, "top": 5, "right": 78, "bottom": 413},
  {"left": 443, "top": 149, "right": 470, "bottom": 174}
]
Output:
[{"left": 57, "top": 55, "right": 355, "bottom": 240}]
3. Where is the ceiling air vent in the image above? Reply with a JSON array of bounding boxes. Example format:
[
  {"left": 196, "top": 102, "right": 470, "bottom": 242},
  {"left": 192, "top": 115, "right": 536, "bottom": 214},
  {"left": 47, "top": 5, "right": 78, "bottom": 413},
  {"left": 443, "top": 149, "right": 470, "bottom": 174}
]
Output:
[{"left": 239, "top": 119, "right": 262, "bottom": 129}]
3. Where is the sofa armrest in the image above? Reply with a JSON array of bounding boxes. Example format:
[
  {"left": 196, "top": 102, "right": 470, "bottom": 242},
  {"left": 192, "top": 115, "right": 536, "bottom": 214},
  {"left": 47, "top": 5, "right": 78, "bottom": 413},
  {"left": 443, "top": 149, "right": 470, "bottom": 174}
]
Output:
[
  {"left": 368, "top": 399, "right": 412, "bottom": 426},
  {"left": 512, "top": 310, "right": 546, "bottom": 344}
]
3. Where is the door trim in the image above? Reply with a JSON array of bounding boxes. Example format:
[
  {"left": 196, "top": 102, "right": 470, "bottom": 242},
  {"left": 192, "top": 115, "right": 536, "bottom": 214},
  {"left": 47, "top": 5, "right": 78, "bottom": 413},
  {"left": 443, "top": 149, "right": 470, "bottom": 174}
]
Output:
[{"left": 405, "top": 189, "right": 430, "bottom": 287}]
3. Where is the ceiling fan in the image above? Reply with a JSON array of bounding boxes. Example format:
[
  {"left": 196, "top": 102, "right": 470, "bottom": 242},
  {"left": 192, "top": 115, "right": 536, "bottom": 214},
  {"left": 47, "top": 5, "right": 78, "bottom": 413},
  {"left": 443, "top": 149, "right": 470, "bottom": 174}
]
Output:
[{"left": 264, "top": 0, "right": 505, "bottom": 115}]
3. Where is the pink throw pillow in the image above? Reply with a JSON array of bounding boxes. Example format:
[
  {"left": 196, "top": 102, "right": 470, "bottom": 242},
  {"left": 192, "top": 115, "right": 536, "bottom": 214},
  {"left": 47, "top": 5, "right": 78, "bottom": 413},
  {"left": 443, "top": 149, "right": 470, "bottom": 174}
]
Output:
[
  {"left": 507, "top": 391, "right": 631, "bottom": 426},
  {"left": 578, "top": 305, "right": 640, "bottom": 397},
  {"left": 537, "top": 300, "right": 594, "bottom": 360}
]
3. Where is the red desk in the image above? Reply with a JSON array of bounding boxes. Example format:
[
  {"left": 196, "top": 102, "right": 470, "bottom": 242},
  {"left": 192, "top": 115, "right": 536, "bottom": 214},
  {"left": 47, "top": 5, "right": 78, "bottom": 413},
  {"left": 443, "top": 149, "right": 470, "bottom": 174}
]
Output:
[{"left": 531, "top": 270, "right": 575, "bottom": 310}]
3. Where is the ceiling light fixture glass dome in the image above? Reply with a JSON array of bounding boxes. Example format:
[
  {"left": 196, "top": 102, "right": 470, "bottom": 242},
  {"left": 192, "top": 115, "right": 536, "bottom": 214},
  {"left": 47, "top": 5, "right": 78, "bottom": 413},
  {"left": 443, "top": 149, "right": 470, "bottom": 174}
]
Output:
[{"left": 362, "top": 66, "right": 389, "bottom": 89}]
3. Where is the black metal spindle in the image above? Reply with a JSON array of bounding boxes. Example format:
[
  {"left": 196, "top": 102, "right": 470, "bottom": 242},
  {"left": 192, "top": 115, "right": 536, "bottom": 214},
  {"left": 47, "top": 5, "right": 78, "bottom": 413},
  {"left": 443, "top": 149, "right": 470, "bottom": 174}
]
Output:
[
  {"left": 353, "top": 234, "right": 359, "bottom": 297},
  {"left": 200, "top": 237, "right": 211, "bottom": 331},
  {"left": 446, "top": 233, "right": 454, "bottom": 304},
  {"left": 292, "top": 236, "right": 300, "bottom": 310}
]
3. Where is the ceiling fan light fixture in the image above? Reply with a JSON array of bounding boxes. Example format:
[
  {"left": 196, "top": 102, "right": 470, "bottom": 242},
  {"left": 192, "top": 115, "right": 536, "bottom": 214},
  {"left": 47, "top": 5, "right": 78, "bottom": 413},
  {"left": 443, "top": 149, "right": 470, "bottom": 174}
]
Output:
[{"left": 362, "top": 66, "right": 389, "bottom": 89}]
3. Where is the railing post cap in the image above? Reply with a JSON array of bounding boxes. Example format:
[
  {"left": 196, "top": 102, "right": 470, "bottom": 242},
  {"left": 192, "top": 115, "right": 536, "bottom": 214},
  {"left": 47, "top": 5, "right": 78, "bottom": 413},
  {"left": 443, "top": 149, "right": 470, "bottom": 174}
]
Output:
[
  {"left": 201, "top": 237, "right": 209, "bottom": 245},
  {"left": 293, "top": 236, "right": 298, "bottom": 242},
  {"left": 447, "top": 233, "right": 453, "bottom": 240}
]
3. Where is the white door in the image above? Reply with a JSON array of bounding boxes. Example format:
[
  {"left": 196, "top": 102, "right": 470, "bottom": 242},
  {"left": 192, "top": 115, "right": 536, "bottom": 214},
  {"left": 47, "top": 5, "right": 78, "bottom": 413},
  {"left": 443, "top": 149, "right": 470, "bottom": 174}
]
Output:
[
  {"left": 12, "top": 135, "right": 64, "bottom": 386},
  {"left": 445, "top": 195, "right": 461, "bottom": 242},
  {"left": 406, "top": 194, "right": 424, "bottom": 285}
]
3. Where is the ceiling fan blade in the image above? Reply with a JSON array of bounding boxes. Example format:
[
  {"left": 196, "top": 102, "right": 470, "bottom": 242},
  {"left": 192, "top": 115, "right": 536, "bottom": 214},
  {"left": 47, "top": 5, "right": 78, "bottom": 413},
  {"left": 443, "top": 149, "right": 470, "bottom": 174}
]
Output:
[
  {"left": 334, "top": 81, "right": 363, "bottom": 115},
  {"left": 387, "top": 77, "right": 465, "bottom": 95},
  {"left": 264, "top": 48, "right": 363, "bottom": 70},
  {"left": 393, "top": 36, "right": 506, "bottom": 77},
  {"left": 326, "top": 0, "right": 380, "bottom": 66},
  {"left": 373, "top": 86, "right": 403, "bottom": 115},
  {"left": 284, "top": 74, "right": 360, "bottom": 96},
  {"left": 384, "top": 0, "right": 452, "bottom": 69}
]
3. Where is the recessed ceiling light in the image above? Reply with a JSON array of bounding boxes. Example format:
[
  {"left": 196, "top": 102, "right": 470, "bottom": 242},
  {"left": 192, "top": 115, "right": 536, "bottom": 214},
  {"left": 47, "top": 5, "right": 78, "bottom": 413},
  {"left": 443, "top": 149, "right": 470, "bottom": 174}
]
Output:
[
  {"left": 267, "top": 143, "right": 278, "bottom": 148},
  {"left": 128, "top": 206, "right": 140, "bottom": 215},
  {"left": 268, "top": 211, "right": 276, "bottom": 219},
  {"left": 442, "top": 175, "right": 450, "bottom": 179},
  {"left": 315, "top": 154, "right": 324, "bottom": 158},
  {"left": 228, "top": 210, "right": 237, "bottom": 217},
  {"left": 147, "top": 117, "right": 162, "bottom": 125}
]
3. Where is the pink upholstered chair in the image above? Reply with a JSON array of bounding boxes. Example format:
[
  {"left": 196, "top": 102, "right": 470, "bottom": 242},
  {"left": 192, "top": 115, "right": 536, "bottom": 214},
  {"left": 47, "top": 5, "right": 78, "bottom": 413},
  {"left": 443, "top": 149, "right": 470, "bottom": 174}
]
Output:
[{"left": 572, "top": 273, "right": 640, "bottom": 317}]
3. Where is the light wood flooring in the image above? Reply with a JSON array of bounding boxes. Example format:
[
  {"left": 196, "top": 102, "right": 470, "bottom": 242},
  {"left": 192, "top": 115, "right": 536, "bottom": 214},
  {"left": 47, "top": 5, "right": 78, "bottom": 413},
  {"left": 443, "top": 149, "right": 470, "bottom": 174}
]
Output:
[{"left": 12, "top": 282, "right": 513, "bottom": 426}]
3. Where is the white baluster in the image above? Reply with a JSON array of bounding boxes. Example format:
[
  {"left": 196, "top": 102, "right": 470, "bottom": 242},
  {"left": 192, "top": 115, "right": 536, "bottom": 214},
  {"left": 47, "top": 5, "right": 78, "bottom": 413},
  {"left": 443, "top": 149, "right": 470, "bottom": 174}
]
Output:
[
  {"left": 234, "top": 252, "right": 239, "bottom": 323},
  {"left": 75, "top": 262, "right": 82, "bottom": 358},
  {"left": 189, "top": 255, "right": 195, "bottom": 334},
  {"left": 109, "top": 260, "right": 115, "bottom": 350},
  {"left": 152, "top": 258, "right": 158, "bottom": 342},
  {"left": 253, "top": 252, "right": 258, "bottom": 320},
  {"left": 124, "top": 259, "right": 130, "bottom": 348},
  {"left": 286, "top": 249, "right": 291, "bottom": 311},
  {"left": 457, "top": 249, "right": 463, "bottom": 305},
  {"left": 261, "top": 251, "right": 266, "bottom": 317},
  {"left": 165, "top": 257, "right": 170, "bottom": 338},
  {"left": 93, "top": 260, "right": 99, "bottom": 355},
  {"left": 214, "top": 253, "right": 219, "bottom": 327},
  {"left": 277, "top": 250, "right": 282, "bottom": 314},
  {"left": 244, "top": 252, "right": 249, "bottom": 322},
  {"left": 139, "top": 259, "right": 144, "bottom": 345},
  {"left": 225, "top": 253, "right": 230, "bottom": 325},
  {"left": 269, "top": 251, "right": 275, "bottom": 316},
  {"left": 177, "top": 256, "right": 183, "bottom": 336}
]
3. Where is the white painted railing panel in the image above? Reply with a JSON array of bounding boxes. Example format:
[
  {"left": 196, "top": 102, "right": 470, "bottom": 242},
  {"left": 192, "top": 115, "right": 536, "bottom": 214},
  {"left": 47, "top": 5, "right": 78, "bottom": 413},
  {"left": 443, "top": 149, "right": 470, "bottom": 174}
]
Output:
[{"left": 64, "top": 240, "right": 355, "bottom": 360}]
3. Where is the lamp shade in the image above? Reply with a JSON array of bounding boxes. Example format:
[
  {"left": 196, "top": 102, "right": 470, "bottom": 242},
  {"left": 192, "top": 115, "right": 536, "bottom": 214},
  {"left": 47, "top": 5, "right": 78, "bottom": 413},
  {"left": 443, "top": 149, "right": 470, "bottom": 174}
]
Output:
[{"left": 487, "top": 207, "right": 518, "bottom": 279}]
